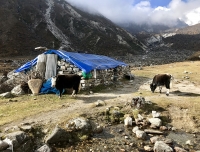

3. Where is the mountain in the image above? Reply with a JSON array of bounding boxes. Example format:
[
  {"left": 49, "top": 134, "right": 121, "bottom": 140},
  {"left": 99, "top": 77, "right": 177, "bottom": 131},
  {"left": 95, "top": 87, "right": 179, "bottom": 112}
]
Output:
[
  {"left": 162, "top": 23, "right": 200, "bottom": 51},
  {"left": 0, "top": 0, "right": 145, "bottom": 58},
  {"left": 126, "top": 22, "right": 200, "bottom": 53},
  {"left": 119, "top": 19, "right": 188, "bottom": 35}
]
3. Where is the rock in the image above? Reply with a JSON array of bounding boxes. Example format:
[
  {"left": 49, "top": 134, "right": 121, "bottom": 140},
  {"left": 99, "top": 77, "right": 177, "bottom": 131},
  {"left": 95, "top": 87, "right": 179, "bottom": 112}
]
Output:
[
  {"left": 148, "top": 118, "right": 162, "bottom": 127},
  {"left": 45, "top": 126, "right": 72, "bottom": 144},
  {"left": 135, "top": 130, "right": 147, "bottom": 139},
  {"left": 0, "top": 140, "right": 9, "bottom": 150},
  {"left": 124, "top": 116, "right": 132, "bottom": 126},
  {"left": 150, "top": 136, "right": 173, "bottom": 144},
  {"left": 186, "top": 140, "right": 193, "bottom": 146},
  {"left": 171, "top": 127, "right": 176, "bottom": 131},
  {"left": 137, "top": 114, "right": 144, "bottom": 120},
  {"left": 94, "top": 125, "right": 103, "bottom": 133},
  {"left": 11, "top": 85, "right": 25, "bottom": 95},
  {"left": 130, "top": 96, "right": 146, "bottom": 109},
  {"left": 0, "top": 76, "right": 8, "bottom": 84},
  {"left": 0, "top": 92, "right": 13, "bottom": 98},
  {"left": 144, "top": 145, "right": 153, "bottom": 151},
  {"left": 19, "top": 125, "right": 32, "bottom": 132},
  {"left": 150, "top": 124, "right": 158, "bottom": 129},
  {"left": 35, "top": 144, "right": 52, "bottom": 152},
  {"left": 0, "top": 71, "right": 28, "bottom": 94},
  {"left": 66, "top": 117, "right": 91, "bottom": 133},
  {"left": 132, "top": 126, "right": 139, "bottom": 134},
  {"left": 154, "top": 141, "right": 173, "bottom": 152},
  {"left": 174, "top": 146, "right": 187, "bottom": 152},
  {"left": 160, "top": 126, "right": 168, "bottom": 131},
  {"left": 152, "top": 111, "right": 160, "bottom": 118},
  {"left": 5, "top": 131, "right": 31, "bottom": 150},
  {"left": 112, "top": 110, "right": 121, "bottom": 119},
  {"left": 144, "top": 129, "right": 164, "bottom": 135},
  {"left": 95, "top": 100, "right": 105, "bottom": 106}
]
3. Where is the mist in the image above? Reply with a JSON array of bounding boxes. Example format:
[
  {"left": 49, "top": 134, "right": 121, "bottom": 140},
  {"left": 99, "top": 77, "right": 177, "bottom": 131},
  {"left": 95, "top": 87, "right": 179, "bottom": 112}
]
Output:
[{"left": 65, "top": 0, "right": 200, "bottom": 27}]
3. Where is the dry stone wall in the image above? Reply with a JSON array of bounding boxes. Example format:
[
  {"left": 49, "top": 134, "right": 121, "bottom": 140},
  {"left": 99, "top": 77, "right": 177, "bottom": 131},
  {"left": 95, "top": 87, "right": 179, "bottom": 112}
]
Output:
[{"left": 57, "top": 59, "right": 130, "bottom": 90}]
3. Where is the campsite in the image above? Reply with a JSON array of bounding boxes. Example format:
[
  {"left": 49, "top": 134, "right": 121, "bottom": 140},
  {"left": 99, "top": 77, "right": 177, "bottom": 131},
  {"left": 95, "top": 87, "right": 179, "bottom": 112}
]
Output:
[{"left": 0, "top": 51, "right": 200, "bottom": 151}]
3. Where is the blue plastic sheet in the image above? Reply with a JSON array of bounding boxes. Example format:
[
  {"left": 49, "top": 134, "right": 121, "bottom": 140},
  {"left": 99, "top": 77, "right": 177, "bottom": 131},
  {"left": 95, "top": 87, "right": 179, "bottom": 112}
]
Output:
[
  {"left": 15, "top": 50, "right": 127, "bottom": 73},
  {"left": 40, "top": 78, "right": 65, "bottom": 95}
]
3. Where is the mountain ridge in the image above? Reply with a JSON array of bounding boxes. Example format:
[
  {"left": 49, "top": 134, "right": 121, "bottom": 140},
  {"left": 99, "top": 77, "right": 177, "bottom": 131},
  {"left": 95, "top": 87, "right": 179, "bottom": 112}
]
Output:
[{"left": 0, "top": 0, "right": 145, "bottom": 58}]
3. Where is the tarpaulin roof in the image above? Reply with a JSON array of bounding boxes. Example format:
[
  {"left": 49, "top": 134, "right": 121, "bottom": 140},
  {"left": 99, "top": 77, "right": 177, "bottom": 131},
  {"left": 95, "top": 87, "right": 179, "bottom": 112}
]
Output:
[{"left": 15, "top": 49, "right": 127, "bottom": 73}]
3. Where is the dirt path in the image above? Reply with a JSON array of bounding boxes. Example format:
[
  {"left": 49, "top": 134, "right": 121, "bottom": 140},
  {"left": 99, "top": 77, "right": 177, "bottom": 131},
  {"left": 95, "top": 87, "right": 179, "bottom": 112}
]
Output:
[{"left": 2, "top": 76, "right": 200, "bottom": 132}]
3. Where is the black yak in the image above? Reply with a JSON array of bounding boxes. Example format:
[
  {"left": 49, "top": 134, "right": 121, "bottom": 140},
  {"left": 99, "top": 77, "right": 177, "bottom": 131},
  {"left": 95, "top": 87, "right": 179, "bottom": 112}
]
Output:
[
  {"left": 51, "top": 74, "right": 81, "bottom": 98},
  {"left": 150, "top": 74, "right": 173, "bottom": 96}
]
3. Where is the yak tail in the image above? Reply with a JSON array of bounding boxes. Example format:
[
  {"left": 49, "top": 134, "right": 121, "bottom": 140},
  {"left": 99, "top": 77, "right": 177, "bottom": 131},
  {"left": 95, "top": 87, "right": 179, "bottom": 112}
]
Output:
[
  {"left": 170, "top": 75, "right": 174, "bottom": 89},
  {"left": 78, "top": 81, "right": 81, "bottom": 92}
]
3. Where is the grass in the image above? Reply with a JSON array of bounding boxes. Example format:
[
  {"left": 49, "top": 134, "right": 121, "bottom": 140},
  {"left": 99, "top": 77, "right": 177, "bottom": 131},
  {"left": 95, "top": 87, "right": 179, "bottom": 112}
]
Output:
[
  {"left": 0, "top": 94, "right": 76, "bottom": 126},
  {"left": 132, "top": 61, "right": 200, "bottom": 85}
]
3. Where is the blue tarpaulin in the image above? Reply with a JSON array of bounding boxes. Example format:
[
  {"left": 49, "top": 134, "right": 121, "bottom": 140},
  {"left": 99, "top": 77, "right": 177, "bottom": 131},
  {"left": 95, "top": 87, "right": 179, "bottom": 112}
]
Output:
[
  {"left": 15, "top": 49, "right": 127, "bottom": 73},
  {"left": 40, "top": 78, "right": 65, "bottom": 95}
]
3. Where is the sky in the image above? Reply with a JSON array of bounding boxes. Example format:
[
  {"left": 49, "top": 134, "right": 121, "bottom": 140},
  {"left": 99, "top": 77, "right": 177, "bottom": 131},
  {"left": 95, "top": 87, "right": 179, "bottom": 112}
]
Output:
[{"left": 65, "top": 0, "right": 200, "bottom": 27}]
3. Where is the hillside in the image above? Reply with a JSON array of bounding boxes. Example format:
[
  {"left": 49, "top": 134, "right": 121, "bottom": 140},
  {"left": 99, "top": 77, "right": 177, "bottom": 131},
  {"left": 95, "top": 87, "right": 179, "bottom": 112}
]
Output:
[
  {"left": 163, "top": 23, "right": 200, "bottom": 52},
  {"left": 0, "top": 0, "right": 145, "bottom": 58}
]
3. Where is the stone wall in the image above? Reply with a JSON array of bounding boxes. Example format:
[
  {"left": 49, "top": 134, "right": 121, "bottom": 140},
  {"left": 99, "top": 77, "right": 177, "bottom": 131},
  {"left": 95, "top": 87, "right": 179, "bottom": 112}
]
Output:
[{"left": 57, "top": 59, "right": 130, "bottom": 90}]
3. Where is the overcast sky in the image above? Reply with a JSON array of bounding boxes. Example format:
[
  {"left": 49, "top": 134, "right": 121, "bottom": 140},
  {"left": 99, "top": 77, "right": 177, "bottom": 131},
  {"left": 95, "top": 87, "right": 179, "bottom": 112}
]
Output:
[{"left": 65, "top": 0, "right": 200, "bottom": 27}]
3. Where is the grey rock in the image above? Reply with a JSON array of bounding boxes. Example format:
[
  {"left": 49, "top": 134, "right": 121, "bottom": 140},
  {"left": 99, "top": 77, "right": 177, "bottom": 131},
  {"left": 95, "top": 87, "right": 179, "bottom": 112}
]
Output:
[
  {"left": 20, "top": 125, "right": 32, "bottom": 132},
  {"left": 35, "top": 144, "right": 52, "bottom": 152},
  {"left": 0, "top": 140, "right": 9, "bottom": 150},
  {"left": 5, "top": 131, "right": 30, "bottom": 149},
  {"left": 174, "top": 146, "right": 187, "bottom": 152},
  {"left": 0, "top": 92, "right": 13, "bottom": 98},
  {"left": 66, "top": 117, "right": 91, "bottom": 133},
  {"left": 45, "top": 126, "right": 72, "bottom": 144},
  {"left": 148, "top": 118, "right": 162, "bottom": 127},
  {"left": 154, "top": 141, "right": 173, "bottom": 152},
  {"left": 144, "top": 129, "right": 164, "bottom": 135},
  {"left": 11, "top": 85, "right": 25, "bottom": 95},
  {"left": 150, "top": 136, "right": 173, "bottom": 144},
  {"left": 135, "top": 130, "right": 147, "bottom": 139},
  {"left": 132, "top": 126, "right": 139, "bottom": 134}
]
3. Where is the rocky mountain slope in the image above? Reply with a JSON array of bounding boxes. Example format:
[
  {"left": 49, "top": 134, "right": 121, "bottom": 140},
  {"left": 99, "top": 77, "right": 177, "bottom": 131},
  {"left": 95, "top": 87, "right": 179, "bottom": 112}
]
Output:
[
  {"left": 163, "top": 23, "right": 200, "bottom": 51},
  {"left": 0, "top": 0, "right": 145, "bottom": 58}
]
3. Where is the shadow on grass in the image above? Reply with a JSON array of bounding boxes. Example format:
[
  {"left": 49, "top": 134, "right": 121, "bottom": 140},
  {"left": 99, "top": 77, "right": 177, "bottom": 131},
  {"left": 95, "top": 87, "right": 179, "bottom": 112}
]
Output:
[{"left": 171, "top": 90, "right": 200, "bottom": 97}]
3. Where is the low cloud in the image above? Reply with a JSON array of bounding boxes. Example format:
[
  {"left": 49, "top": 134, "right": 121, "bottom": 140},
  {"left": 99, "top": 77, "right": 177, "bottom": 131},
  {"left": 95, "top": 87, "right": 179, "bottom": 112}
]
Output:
[{"left": 66, "top": 0, "right": 200, "bottom": 26}]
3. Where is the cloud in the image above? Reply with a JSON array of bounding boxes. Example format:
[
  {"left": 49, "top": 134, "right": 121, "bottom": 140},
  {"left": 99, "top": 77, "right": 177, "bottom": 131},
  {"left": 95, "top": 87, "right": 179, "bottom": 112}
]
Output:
[{"left": 65, "top": 0, "right": 200, "bottom": 26}]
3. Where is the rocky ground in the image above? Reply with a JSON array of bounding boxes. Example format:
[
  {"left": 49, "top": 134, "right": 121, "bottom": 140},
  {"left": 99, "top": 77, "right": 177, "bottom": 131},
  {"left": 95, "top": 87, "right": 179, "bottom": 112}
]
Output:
[{"left": 114, "top": 47, "right": 196, "bottom": 67}]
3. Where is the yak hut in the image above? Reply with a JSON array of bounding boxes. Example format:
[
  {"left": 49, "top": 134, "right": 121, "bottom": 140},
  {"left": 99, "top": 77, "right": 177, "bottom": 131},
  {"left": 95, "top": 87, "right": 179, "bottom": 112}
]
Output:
[{"left": 15, "top": 49, "right": 131, "bottom": 94}]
